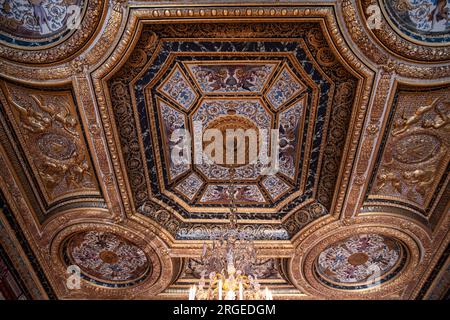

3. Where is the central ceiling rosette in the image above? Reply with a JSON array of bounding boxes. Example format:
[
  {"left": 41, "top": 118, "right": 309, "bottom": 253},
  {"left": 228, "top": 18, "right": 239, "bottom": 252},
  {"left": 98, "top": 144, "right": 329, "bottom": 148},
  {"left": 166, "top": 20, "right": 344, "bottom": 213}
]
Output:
[{"left": 108, "top": 23, "right": 359, "bottom": 240}]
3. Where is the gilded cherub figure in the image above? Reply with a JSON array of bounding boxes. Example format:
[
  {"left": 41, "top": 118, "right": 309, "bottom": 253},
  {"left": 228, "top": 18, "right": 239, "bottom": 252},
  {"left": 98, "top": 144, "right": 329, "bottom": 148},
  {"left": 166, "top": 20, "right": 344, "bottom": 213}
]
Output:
[
  {"left": 392, "top": 97, "right": 447, "bottom": 136},
  {"left": 66, "top": 158, "right": 92, "bottom": 188},
  {"left": 31, "top": 95, "right": 79, "bottom": 137},
  {"left": 402, "top": 169, "right": 435, "bottom": 197},
  {"left": 376, "top": 172, "right": 402, "bottom": 193},
  {"left": 39, "top": 160, "right": 68, "bottom": 189}
]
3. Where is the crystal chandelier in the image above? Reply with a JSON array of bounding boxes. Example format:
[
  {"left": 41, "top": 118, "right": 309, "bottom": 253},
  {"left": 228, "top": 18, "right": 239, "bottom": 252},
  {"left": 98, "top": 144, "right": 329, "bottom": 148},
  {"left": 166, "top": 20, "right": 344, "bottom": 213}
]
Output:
[{"left": 188, "top": 172, "right": 273, "bottom": 300}]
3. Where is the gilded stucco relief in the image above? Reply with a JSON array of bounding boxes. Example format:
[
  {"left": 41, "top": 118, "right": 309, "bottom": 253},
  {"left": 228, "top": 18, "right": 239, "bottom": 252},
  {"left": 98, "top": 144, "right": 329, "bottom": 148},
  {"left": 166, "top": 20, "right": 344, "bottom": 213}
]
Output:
[
  {"left": 0, "top": 83, "right": 99, "bottom": 204},
  {"left": 369, "top": 88, "right": 449, "bottom": 213}
]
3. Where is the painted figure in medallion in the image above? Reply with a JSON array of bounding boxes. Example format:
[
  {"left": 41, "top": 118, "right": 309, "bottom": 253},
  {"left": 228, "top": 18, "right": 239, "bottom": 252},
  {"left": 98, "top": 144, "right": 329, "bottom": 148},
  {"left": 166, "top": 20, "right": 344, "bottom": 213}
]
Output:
[{"left": 384, "top": 0, "right": 450, "bottom": 42}]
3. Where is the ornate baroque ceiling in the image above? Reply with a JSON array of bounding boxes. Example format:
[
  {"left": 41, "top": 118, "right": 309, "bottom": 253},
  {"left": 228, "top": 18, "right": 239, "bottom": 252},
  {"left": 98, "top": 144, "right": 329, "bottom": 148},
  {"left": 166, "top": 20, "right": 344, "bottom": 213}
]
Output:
[{"left": 0, "top": 0, "right": 448, "bottom": 300}]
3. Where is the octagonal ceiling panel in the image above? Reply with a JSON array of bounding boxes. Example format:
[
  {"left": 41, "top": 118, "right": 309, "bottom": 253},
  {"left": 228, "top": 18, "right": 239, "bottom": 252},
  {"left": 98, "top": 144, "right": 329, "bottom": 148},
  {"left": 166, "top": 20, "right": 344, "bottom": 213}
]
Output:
[
  {"left": 108, "top": 22, "right": 359, "bottom": 240},
  {"left": 143, "top": 53, "right": 321, "bottom": 215}
]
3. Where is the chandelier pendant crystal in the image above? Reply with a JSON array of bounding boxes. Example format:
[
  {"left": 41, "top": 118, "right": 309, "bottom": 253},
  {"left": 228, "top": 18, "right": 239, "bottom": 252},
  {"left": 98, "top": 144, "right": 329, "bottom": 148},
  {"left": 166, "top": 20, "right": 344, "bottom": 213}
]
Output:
[{"left": 188, "top": 171, "right": 273, "bottom": 300}]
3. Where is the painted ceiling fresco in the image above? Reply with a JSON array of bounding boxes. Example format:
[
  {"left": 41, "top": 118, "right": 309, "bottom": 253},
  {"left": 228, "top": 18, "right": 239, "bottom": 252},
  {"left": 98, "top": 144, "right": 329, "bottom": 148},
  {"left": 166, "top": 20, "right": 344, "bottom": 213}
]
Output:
[
  {"left": 315, "top": 234, "right": 405, "bottom": 290},
  {"left": 108, "top": 23, "right": 358, "bottom": 240},
  {"left": 64, "top": 231, "right": 151, "bottom": 288},
  {"left": 383, "top": 0, "right": 450, "bottom": 43},
  {"left": 150, "top": 59, "right": 308, "bottom": 208},
  {"left": 0, "top": 0, "right": 87, "bottom": 46},
  {"left": 0, "top": 1, "right": 448, "bottom": 300}
]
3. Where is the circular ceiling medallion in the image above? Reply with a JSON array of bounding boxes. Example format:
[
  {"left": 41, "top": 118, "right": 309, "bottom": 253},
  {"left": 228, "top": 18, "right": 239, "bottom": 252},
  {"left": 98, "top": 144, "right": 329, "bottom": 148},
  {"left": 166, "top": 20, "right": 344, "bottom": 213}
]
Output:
[
  {"left": 0, "top": 0, "right": 105, "bottom": 64},
  {"left": 315, "top": 234, "right": 406, "bottom": 290},
  {"left": 0, "top": 0, "right": 88, "bottom": 47},
  {"left": 63, "top": 231, "right": 151, "bottom": 287},
  {"left": 382, "top": 0, "right": 450, "bottom": 44}
]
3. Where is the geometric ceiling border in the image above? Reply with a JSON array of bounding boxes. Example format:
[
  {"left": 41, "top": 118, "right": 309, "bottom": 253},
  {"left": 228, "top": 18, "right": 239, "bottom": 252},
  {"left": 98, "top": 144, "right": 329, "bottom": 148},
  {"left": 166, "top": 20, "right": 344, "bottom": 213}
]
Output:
[
  {"left": 0, "top": 191, "right": 56, "bottom": 299},
  {"left": 1, "top": 2, "right": 449, "bottom": 84},
  {"left": 411, "top": 227, "right": 450, "bottom": 299},
  {"left": 415, "top": 242, "right": 450, "bottom": 300},
  {"left": 0, "top": 241, "right": 32, "bottom": 299}
]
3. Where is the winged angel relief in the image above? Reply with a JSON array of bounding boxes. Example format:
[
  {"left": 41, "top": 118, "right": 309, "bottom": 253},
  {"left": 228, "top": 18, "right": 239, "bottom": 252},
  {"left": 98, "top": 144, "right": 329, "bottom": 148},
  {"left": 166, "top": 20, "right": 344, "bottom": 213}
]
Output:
[
  {"left": 375, "top": 96, "right": 449, "bottom": 206},
  {"left": 0, "top": 0, "right": 83, "bottom": 36},
  {"left": 392, "top": 97, "right": 450, "bottom": 136},
  {"left": 7, "top": 90, "right": 94, "bottom": 197}
]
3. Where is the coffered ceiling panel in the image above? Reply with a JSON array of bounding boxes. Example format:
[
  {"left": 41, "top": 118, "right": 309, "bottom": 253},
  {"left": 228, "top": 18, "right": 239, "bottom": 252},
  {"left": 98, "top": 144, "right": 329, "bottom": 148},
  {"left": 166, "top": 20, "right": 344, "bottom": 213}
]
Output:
[
  {"left": 0, "top": 81, "right": 105, "bottom": 223},
  {"left": 363, "top": 85, "right": 450, "bottom": 230},
  {"left": 107, "top": 22, "right": 361, "bottom": 241},
  {"left": 0, "top": 83, "right": 99, "bottom": 203}
]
